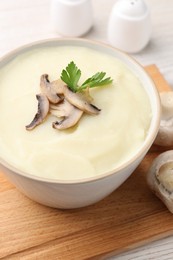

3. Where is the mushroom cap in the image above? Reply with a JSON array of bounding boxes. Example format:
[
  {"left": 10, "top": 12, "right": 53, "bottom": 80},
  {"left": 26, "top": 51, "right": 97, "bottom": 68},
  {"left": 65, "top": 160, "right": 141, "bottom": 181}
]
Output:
[
  {"left": 160, "top": 91, "right": 173, "bottom": 119},
  {"left": 25, "top": 93, "right": 49, "bottom": 130},
  {"left": 147, "top": 150, "right": 173, "bottom": 213},
  {"left": 40, "top": 74, "right": 62, "bottom": 104},
  {"left": 50, "top": 78, "right": 66, "bottom": 95},
  {"left": 154, "top": 91, "right": 173, "bottom": 146}
]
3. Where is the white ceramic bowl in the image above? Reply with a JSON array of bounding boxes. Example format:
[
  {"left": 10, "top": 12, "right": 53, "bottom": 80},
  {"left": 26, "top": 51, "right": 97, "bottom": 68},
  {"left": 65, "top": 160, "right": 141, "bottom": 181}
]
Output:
[{"left": 0, "top": 39, "right": 161, "bottom": 209}]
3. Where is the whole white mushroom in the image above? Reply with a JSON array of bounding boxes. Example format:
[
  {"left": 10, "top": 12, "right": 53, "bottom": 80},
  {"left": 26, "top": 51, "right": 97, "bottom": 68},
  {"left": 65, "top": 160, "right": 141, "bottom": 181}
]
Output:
[
  {"left": 147, "top": 150, "right": 173, "bottom": 213},
  {"left": 154, "top": 91, "right": 173, "bottom": 146}
]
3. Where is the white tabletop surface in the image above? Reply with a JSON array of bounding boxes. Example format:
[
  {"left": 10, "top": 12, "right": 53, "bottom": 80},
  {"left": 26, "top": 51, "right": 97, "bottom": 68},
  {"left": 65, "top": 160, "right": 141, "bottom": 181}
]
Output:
[{"left": 1, "top": 0, "right": 173, "bottom": 259}]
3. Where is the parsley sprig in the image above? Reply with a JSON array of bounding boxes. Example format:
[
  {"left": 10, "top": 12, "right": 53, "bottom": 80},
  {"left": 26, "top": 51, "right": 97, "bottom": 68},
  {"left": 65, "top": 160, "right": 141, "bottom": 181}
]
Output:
[{"left": 61, "top": 61, "right": 113, "bottom": 92}]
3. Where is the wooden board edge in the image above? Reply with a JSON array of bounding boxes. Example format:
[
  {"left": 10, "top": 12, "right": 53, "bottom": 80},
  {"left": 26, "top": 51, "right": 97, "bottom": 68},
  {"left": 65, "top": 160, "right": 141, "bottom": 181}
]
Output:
[{"left": 145, "top": 64, "right": 171, "bottom": 92}]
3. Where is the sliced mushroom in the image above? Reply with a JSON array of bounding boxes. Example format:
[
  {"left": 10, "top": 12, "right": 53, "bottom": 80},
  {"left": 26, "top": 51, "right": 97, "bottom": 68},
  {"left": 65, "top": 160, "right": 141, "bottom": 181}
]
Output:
[
  {"left": 26, "top": 74, "right": 101, "bottom": 131},
  {"left": 26, "top": 94, "right": 49, "bottom": 130},
  {"left": 50, "top": 78, "right": 66, "bottom": 95},
  {"left": 49, "top": 79, "right": 100, "bottom": 114},
  {"left": 154, "top": 91, "right": 173, "bottom": 146},
  {"left": 50, "top": 99, "right": 74, "bottom": 118},
  {"left": 80, "top": 87, "right": 93, "bottom": 103},
  {"left": 51, "top": 99, "right": 83, "bottom": 130},
  {"left": 40, "top": 74, "right": 62, "bottom": 104},
  {"left": 63, "top": 86, "right": 101, "bottom": 115},
  {"left": 147, "top": 150, "right": 173, "bottom": 213}
]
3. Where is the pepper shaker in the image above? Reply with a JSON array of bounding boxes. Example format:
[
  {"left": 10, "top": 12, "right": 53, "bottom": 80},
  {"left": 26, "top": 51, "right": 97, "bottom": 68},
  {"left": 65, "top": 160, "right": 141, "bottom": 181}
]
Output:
[
  {"left": 50, "top": 0, "right": 93, "bottom": 37},
  {"left": 107, "top": 0, "right": 152, "bottom": 53}
]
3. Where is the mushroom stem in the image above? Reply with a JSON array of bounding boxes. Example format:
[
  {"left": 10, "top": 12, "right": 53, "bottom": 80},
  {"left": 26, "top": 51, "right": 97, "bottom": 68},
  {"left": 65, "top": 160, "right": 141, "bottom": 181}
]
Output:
[{"left": 51, "top": 99, "right": 83, "bottom": 130}]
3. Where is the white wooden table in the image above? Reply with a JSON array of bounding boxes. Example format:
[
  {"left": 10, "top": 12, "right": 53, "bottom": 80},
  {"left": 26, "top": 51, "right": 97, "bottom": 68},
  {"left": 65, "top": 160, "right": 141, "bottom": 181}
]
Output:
[{"left": 0, "top": 0, "right": 173, "bottom": 259}]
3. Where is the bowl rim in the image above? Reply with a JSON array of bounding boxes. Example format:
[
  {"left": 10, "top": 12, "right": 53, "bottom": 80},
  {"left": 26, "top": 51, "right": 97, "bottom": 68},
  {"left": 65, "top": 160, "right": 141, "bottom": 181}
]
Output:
[{"left": 0, "top": 38, "right": 161, "bottom": 185}]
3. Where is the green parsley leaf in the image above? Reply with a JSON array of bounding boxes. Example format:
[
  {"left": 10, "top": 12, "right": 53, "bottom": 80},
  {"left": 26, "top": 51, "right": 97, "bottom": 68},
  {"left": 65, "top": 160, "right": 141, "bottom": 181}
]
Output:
[
  {"left": 61, "top": 61, "right": 113, "bottom": 92},
  {"left": 78, "top": 72, "right": 113, "bottom": 91},
  {"left": 61, "top": 61, "right": 81, "bottom": 92}
]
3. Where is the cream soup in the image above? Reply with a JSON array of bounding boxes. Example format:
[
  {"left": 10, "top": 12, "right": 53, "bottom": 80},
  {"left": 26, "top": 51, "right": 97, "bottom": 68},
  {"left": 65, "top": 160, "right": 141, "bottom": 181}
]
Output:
[{"left": 0, "top": 46, "right": 151, "bottom": 180}]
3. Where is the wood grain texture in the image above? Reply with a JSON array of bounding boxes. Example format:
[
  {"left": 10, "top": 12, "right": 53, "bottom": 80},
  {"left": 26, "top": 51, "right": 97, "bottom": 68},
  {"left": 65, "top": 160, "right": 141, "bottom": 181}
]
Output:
[{"left": 0, "top": 65, "right": 172, "bottom": 260}]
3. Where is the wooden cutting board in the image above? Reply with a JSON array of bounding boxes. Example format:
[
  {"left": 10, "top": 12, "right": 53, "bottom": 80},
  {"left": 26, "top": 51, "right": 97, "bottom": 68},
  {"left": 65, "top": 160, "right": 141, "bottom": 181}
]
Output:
[{"left": 0, "top": 65, "right": 173, "bottom": 260}]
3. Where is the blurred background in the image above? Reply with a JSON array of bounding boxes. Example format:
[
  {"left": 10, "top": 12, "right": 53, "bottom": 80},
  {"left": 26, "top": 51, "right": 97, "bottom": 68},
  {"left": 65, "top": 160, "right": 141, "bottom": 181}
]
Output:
[{"left": 0, "top": 0, "right": 173, "bottom": 86}]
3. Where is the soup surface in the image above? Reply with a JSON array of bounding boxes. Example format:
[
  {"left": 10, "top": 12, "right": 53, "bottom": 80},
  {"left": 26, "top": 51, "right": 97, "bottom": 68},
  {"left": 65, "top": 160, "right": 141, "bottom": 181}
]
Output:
[{"left": 0, "top": 46, "right": 151, "bottom": 180}]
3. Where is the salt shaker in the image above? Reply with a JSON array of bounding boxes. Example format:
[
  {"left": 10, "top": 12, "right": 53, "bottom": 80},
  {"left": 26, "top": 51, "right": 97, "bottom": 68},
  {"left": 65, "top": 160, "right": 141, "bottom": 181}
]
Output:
[
  {"left": 50, "top": 0, "right": 93, "bottom": 37},
  {"left": 107, "top": 0, "right": 152, "bottom": 53}
]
